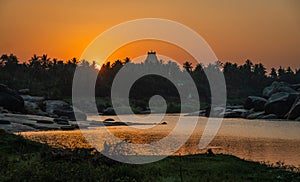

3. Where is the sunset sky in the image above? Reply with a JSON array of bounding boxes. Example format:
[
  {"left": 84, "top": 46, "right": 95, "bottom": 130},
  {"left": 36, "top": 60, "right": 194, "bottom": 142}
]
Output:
[{"left": 0, "top": 0, "right": 299, "bottom": 70}]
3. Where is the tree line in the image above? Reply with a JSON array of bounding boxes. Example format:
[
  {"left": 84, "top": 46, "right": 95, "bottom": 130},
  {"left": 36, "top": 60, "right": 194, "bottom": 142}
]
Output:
[{"left": 1, "top": 53, "right": 299, "bottom": 105}]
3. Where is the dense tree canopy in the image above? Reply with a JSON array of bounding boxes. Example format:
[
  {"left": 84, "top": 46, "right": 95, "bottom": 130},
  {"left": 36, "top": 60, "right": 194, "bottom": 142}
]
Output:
[{"left": 0, "top": 54, "right": 299, "bottom": 106}]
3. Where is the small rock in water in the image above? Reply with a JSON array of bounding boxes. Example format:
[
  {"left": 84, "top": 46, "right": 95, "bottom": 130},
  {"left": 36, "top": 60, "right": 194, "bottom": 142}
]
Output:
[
  {"left": 104, "top": 118, "right": 115, "bottom": 121},
  {"left": 160, "top": 121, "right": 167, "bottom": 125}
]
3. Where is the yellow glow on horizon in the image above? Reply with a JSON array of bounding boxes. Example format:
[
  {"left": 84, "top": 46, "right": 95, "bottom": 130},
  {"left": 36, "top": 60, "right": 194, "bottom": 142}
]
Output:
[{"left": 95, "top": 64, "right": 101, "bottom": 70}]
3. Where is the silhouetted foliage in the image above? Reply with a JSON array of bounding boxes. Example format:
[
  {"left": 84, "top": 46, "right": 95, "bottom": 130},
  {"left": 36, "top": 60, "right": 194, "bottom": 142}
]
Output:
[{"left": 0, "top": 53, "right": 299, "bottom": 106}]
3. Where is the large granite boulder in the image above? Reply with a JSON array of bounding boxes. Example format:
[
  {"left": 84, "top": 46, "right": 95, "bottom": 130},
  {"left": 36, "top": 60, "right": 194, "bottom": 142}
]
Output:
[
  {"left": 262, "top": 81, "right": 297, "bottom": 98},
  {"left": 244, "top": 96, "right": 267, "bottom": 111},
  {"left": 287, "top": 98, "right": 300, "bottom": 120},
  {"left": 0, "top": 84, "right": 24, "bottom": 112},
  {"left": 264, "top": 92, "right": 299, "bottom": 117}
]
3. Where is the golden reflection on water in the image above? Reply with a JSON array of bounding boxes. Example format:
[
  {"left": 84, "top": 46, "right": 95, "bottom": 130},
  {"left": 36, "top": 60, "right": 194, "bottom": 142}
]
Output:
[{"left": 21, "top": 115, "right": 300, "bottom": 167}]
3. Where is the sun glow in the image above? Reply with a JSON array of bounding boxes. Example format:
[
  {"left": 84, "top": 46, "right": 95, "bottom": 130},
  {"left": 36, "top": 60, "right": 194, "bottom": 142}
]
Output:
[{"left": 95, "top": 64, "right": 101, "bottom": 70}]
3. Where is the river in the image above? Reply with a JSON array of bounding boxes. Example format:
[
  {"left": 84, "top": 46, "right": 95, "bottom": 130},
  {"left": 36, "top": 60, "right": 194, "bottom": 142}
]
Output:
[{"left": 21, "top": 114, "right": 300, "bottom": 166}]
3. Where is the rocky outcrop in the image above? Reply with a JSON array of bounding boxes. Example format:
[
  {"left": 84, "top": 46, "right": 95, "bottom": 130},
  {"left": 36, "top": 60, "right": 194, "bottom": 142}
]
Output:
[
  {"left": 223, "top": 109, "right": 248, "bottom": 118},
  {"left": 45, "top": 100, "right": 87, "bottom": 121},
  {"left": 265, "top": 92, "right": 298, "bottom": 117},
  {"left": 262, "top": 81, "right": 297, "bottom": 98},
  {"left": 185, "top": 81, "right": 300, "bottom": 121},
  {"left": 0, "top": 113, "right": 104, "bottom": 132},
  {"left": 244, "top": 96, "right": 267, "bottom": 111},
  {"left": 287, "top": 97, "right": 300, "bottom": 120},
  {"left": 0, "top": 84, "right": 24, "bottom": 112},
  {"left": 44, "top": 100, "right": 72, "bottom": 114},
  {"left": 244, "top": 81, "right": 300, "bottom": 120}
]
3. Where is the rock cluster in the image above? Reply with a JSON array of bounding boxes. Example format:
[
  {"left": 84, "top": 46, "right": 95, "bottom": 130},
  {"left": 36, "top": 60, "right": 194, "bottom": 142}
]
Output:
[
  {"left": 0, "top": 84, "right": 89, "bottom": 132},
  {"left": 186, "top": 81, "right": 300, "bottom": 121},
  {"left": 245, "top": 81, "right": 300, "bottom": 120}
]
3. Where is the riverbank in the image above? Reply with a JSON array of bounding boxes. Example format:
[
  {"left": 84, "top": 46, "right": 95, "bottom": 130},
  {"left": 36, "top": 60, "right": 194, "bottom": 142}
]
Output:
[
  {"left": 1, "top": 129, "right": 299, "bottom": 181},
  {"left": 20, "top": 115, "right": 300, "bottom": 167}
]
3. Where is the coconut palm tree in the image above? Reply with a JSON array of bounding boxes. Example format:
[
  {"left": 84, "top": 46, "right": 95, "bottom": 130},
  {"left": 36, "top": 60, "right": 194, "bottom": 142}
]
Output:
[{"left": 183, "top": 61, "right": 193, "bottom": 72}]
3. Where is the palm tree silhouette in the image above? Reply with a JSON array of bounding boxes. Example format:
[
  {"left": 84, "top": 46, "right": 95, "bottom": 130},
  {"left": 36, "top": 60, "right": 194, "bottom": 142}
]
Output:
[{"left": 183, "top": 61, "right": 193, "bottom": 72}]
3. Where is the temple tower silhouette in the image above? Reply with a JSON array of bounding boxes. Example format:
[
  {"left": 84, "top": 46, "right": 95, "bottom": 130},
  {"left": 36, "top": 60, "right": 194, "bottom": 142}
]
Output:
[{"left": 144, "top": 51, "right": 159, "bottom": 64}]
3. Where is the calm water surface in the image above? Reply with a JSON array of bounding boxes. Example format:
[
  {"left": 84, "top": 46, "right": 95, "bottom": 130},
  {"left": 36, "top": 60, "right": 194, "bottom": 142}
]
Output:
[{"left": 22, "top": 114, "right": 300, "bottom": 166}]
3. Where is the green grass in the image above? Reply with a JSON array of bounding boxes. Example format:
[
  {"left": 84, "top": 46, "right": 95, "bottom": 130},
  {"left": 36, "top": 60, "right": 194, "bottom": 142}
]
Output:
[{"left": 0, "top": 129, "right": 299, "bottom": 181}]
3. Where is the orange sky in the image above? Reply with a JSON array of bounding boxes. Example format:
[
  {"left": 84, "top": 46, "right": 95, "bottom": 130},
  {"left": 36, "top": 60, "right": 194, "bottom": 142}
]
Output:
[
  {"left": 0, "top": 0, "right": 299, "bottom": 70},
  {"left": 107, "top": 40, "right": 198, "bottom": 65}
]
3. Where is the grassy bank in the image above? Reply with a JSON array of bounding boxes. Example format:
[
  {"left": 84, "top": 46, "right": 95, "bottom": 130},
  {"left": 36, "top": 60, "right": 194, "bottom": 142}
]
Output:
[{"left": 0, "top": 130, "right": 299, "bottom": 181}]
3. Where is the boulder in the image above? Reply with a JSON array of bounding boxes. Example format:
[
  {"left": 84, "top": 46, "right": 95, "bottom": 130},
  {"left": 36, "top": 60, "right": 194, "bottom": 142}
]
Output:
[
  {"left": 240, "top": 108, "right": 255, "bottom": 118},
  {"left": 287, "top": 98, "right": 300, "bottom": 120},
  {"left": 244, "top": 96, "right": 267, "bottom": 111},
  {"left": 24, "top": 101, "right": 48, "bottom": 116},
  {"left": 53, "top": 118, "right": 69, "bottom": 123},
  {"left": 223, "top": 111, "right": 242, "bottom": 118},
  {"left": 0, "top": 107, "right": 9, "bottom": 114},
  {"left": 0, "top": 84, "right": 24, "bottom": 112},
  {"left": 160, "top": 121, "right": 168, "bottom": 125},
  {"left": 18, "top": 88, "right": 30, "bottom": 95},
  {"left": 60, "top": 125, "right": 76, "bottom": 130},
  {"left": 21, "top": 95, "right": 45, "bottom": 103},
  {"left": 53, "top": 109, "right": 87, "bottom": 121},
  {"left": 104, "top": 118, "right": 115, "bottom": 121},
  {"left": 0, "top": 113, "right": 60, "bottom": 131},
  {"left": 0, "top": 123, "right": 37, "bottom": 132},
  {"left": 246, "top": 111, "right": 265, "bottom": 119},
  {"left": 265, "top": 92, "right": 299, "bottom": 117},
  {"left": 223, "top": 109, "right": 248, "bottom": 118},
  {"left": 291, "top": 83, "right": 300, "bottom": 91},
  {"left": 262, "top": 81, "right": 297, "bottom": 98},
  {"left": 45, "top": 100, "right": 87, "bottom": 121},
  {"left": 260, "top": 114, "right": 278, "bottom": 120},
  {"left": 44, "top": 100, "right": 72, "bottom": 114},
  {"left": 0, "top": 119, "right": 11, "bottom": 124}
]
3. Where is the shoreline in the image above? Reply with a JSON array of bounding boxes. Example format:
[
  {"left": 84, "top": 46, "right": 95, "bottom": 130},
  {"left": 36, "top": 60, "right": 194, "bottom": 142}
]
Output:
[{"left": 20, "top": 125, "right": 300, "bottom": 167}]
